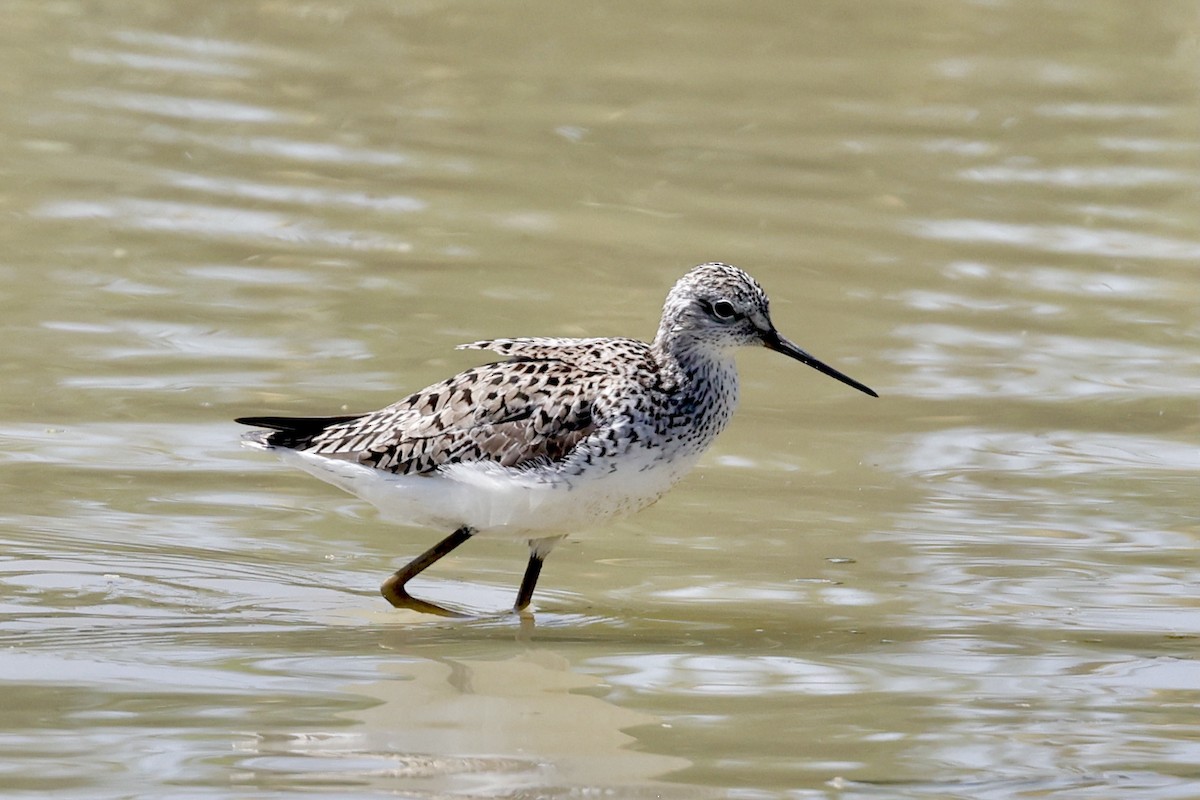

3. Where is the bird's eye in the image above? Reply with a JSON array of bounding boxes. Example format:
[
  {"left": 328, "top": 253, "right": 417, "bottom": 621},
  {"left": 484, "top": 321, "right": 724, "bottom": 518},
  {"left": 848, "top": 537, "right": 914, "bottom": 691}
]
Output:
[{"left": 711, "top": 300, "right": 737, "bottom": 320}]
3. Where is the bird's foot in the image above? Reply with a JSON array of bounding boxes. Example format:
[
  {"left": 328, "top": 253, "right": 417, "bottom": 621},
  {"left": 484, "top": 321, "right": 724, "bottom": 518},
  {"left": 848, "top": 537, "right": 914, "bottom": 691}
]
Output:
[{"left": 380, "top": 576, "right": 471, "bottom": 618}]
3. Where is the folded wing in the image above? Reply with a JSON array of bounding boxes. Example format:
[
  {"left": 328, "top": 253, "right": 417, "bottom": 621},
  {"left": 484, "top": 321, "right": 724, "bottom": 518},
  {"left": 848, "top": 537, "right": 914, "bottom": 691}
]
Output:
[{"left": 237, "top": 337, "right": 659, "bottom": 475}]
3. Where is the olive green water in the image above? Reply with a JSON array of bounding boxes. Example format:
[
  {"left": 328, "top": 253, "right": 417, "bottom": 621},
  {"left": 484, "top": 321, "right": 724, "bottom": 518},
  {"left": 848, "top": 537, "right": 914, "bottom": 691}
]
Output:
[{"left": 2, "top": 2, "right": 1199, "bottom": 798}]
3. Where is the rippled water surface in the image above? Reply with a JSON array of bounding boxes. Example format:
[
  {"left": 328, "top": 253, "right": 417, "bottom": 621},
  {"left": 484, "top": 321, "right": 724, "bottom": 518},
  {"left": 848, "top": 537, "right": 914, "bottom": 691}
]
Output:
[{"left": 2, "top": 1, "right": 1199, "bottom": 797}]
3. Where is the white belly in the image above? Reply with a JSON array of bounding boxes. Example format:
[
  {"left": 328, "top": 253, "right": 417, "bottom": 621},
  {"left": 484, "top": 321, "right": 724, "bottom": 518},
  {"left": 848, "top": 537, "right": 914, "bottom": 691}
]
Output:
[{"left": 278, "top": 446, "right": 701, "bottom": 538}]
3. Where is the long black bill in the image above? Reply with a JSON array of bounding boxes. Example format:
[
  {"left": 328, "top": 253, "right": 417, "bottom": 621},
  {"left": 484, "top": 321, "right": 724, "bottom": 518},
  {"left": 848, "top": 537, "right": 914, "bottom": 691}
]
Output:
[{"left": 763, "top": 330, "right": 878, "bottom": 398}]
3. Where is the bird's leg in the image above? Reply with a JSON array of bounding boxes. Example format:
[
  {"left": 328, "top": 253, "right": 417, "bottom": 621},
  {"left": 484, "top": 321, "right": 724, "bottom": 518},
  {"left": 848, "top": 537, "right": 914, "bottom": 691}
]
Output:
[
  {"left": 514, "top": 552, "right": 544, "bottom": 612},
  {"left": 514, "top": 536, "right": 562, "bottom": 612},
  {"left": 381, "top": 526, "right": 473, "bottom": 616}
]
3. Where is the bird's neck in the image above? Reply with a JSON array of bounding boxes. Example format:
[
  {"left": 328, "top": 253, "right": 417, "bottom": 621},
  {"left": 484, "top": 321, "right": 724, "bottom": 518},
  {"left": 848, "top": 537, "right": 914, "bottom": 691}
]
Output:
[{"left": 651, "top": 335, "right": 741, "bottom": 440}]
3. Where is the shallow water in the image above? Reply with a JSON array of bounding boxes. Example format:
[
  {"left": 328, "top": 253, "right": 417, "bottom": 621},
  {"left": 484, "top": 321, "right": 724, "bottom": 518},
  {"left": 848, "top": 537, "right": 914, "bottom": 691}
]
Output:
[{"left": 2, "top": 1, "right": 1199, "bottom": 797}]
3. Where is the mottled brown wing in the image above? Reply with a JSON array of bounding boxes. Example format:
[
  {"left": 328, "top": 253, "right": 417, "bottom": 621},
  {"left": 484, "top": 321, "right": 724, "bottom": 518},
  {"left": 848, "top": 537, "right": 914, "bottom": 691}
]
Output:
[{"left": 296, "top": 357, "right": 605, "bottom": 474}]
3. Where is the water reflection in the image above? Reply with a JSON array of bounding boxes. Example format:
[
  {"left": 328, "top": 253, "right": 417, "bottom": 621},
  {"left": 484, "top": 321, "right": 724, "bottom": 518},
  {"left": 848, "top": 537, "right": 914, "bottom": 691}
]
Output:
[{"left": 281, "top": 649, "right": 692, "bottom": 794}]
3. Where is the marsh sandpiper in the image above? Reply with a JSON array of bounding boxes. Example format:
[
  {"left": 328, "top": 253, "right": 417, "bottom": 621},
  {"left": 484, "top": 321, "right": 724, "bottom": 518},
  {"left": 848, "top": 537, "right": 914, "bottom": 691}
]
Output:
[{"left": 237, "top": 263, "right": 877, "bottom": 615}]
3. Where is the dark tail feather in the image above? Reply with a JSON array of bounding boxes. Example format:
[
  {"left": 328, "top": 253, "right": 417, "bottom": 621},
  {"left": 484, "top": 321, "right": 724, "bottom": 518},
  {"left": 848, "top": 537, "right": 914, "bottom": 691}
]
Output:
[{"left": 235, "top": 414, "right": 364, "bottom": 448}]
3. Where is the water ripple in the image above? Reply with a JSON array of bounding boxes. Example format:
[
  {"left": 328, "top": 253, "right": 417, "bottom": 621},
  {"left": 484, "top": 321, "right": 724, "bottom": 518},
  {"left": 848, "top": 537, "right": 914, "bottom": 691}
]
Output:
[
  {"left": 60, "top": 87, "right": 308, "bottom": 124},
  {"left": 33, "top": 198, "right": 414, "bottom": 253},
  {"left": 915, "top": 219, "right": 1200, "bottom": 260}
]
